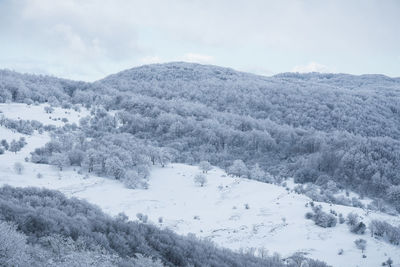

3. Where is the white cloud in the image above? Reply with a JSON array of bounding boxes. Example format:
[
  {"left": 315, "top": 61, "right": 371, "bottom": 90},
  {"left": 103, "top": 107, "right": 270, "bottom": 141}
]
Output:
[
  {"left": 292, "top": 62, "right": 332, "bottom": 73},
  {"left": 140, "top": 56, "right": 162, "bottom": 65},
  {"left": 182, "top": 53, "right": 214, "bottom": 64},
  {"left": 0, "top": 0, "right": 399, "bottom": 79}
]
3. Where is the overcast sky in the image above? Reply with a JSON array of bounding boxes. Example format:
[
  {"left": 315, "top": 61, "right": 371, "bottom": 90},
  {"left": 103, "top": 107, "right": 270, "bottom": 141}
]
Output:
[{"left": 0, "top": 0, "right": 399, "bottom": 81}]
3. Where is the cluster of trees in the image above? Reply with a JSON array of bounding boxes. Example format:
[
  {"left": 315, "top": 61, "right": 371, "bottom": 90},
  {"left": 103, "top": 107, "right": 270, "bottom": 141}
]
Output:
[
  {"left": 31, "top": 108, "right": 176, "bottom": 188},
  {"left": 305, "top": 205, "right": 337, "bottom": 228},
  {"left": 2, "top": 62, "right": 400, "bottom": 208},
  {"left": 369, "top": 220, "right": 400, "bottom": 246},
  {"left": 0, "top": 137, "right": 27, "bottom": 154},
  {"left": 0, "top": 185, "right": 317, "bottom": 267},
  {"left": 0, "top": 115, "right": 44, "bottom": 135}
]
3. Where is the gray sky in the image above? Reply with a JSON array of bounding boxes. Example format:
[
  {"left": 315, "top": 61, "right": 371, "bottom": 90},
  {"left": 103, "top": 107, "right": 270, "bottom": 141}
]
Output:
[{"left": 0, "top": 0, "right": 399, "bottom": 81}]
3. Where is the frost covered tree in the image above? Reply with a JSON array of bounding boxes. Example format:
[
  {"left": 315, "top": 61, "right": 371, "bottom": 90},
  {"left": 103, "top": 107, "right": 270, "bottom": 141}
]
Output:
[
  {"left": 0, "top": 221, "right": 31, "bottom": 266},
  {"left": 228, "top": 160, "right": 248, "bottom": 177},
  {"left": 9, "top": 140, "right": 21, "bottom": 153},
  {"left": 157, "top": 148, "right": 172, "bottom": 167},
  {"left": 121, "top": 170, "right": 148, "bottom": 189},
  {"left": 199, "top": 161, "right": 212, "bottom": 173},
  {"left": 194, "top": 173, "right": 207, "bottom": 187},
  {"left": 49, "top": 153, "right": 69, "bottom": 171},
  {"left": 354, "top": 238, "right": 367, "bottom": 253},
  {"left": 249, "top": 163, "right": 266, "bottom": 181},
  {"left": 105, "top": 156, "right": 125, "bottom": 179}
]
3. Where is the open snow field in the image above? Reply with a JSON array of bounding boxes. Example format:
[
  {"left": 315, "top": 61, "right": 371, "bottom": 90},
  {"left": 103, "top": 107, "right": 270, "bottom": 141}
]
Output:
[{"left": 1, "top": 103, "right": 399, "bottom": 267}]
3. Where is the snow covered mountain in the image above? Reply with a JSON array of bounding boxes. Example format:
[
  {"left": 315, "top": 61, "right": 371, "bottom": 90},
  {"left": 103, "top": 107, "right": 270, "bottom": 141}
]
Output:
[{"left": 1, "top": 102, "right": 399, "bottom": 266}]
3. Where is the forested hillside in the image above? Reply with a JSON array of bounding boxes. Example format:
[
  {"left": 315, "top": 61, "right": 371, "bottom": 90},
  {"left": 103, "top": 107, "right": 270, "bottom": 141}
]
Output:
[{"left": 1, "top": 62, "right": 400, "bottom": 210}]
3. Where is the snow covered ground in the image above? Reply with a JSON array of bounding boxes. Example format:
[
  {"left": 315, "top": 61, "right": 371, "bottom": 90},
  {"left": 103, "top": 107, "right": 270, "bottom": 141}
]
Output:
[{"left": 1, "top": 103, "right": 399, "bottom": 267}]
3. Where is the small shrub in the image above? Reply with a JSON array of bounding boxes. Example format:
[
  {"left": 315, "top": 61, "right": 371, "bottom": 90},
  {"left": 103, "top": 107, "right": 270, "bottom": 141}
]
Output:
[
  {"left": 305, "top": 212, "right": 314, "bottom": 220},
  {"left": 136, "top": 213, "right": 148, "bottom": 223},
  {"left": 36, "top": 173, "right": 43, "bottom": 179},
  {"left": 13, "top": 162, "right": 24, "bottom": 175},
  {"left": 351, "top": 222, "right": 366, "bottom": 235},
  {"left": 194, "top": 173, "right": 207, "bottom": 187},
  {"left": 1, "top": 139, "right": 9, "bottom": 150}
]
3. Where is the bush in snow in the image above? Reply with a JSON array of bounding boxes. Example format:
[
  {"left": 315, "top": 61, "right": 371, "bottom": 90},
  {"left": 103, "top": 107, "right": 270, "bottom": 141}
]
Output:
[
  {"left": 44, "top": 106, "right": 54, "bottom": 114},
  {"left": 382, "top": 258, "right": 393, "bottom": 267},
  {"left": 1, "top": 139, "right": 9, "bottom": 150},
  {"left": 199, "top": 161, "right": 212, "bottom": 173},
  {"left": 136, "top": 213, "right": 148, "bottom": 223},
  {"left": 0, "top": 148, "right": 4, "bottom": 155},
  {"left": 350, "top": 222, "right": 367, "bottom": 235},
  {"left": 194, "top": 173, "right": 207, "bottom": 187},
  {"left": 306, "top": 206, "right": 337, "bottom": 228},
  {"left": 122, "top": 170, "right": 149, "bottom": 189},
  {"left": 313, "top": 211, "right": 337, "bottom": 228},
  {"left": 13, "top": 162, "right": 24, "bottom": 174}
]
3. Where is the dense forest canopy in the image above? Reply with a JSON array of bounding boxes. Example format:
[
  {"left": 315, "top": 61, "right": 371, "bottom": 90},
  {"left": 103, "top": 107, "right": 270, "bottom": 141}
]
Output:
[{"left": 2, "top": 62, "right": 400, "bottom": 209}]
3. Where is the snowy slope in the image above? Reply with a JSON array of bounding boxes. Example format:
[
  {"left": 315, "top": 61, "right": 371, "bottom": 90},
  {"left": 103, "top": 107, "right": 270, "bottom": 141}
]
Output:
[
  {"left": 0, "top": 103, "right": 399, "bottom": 267},
  {"left": 0, "top": 103, "right": 88, "bottom": 126}
]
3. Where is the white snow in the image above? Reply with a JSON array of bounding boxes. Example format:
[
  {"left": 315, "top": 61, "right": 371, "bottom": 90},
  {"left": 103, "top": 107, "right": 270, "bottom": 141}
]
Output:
[
  {"left": 0, "top": 103, "right": 89, "bottom": 126},
  {"left": 0, "top": 103, "right": 399, "bottom": 267}
]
